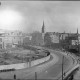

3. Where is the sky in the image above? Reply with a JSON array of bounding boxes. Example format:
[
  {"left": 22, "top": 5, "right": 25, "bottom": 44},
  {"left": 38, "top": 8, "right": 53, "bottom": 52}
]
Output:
[{"left": 0, "top": 1, "right": 80, "bottom": 33}]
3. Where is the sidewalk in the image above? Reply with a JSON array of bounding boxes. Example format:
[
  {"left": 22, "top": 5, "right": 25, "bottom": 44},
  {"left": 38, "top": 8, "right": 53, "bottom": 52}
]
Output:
[{"left": 73, "top": 68, "right": 80, "bottom": 80}]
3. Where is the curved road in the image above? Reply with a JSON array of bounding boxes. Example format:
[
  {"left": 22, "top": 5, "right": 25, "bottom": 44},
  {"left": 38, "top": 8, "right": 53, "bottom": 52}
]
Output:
[
  {"left": 24, "top": 50, "right": 75, "bottom": 80},
  {"left": 0, "top": 49, "right": 75, "bottom": 80}
]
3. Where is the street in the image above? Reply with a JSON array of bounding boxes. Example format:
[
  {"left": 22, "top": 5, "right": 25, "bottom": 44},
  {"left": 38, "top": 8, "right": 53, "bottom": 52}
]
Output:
[{"left": 24, "top": 50, "right": 74, "bottom": 80}]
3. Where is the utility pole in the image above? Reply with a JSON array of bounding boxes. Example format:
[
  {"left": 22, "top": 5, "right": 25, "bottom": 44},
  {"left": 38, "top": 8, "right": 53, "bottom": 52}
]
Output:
[
  {"left": 35, "top": 72, "right": 37, "bottom": 80},
  {"left": 29, "top": 57, "right": 31, "bottom": 67},
  {"left": 62, "top": 56, "right": 64, "bottom": 80},
  {"left": 78, "top": 35, "right": 80, "bottom": 53},
  {"left": 77, "top": 28, "right": 80, "bottom": 53}
]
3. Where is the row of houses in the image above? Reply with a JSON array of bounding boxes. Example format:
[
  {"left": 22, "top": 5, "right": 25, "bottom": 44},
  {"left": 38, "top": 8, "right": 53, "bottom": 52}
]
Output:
[
  {"left": 0, "top": 30, "right": 78, "bottom": 51},
  {"left": 23, "top": 30, "right": 80, "bottom": 51},
  {"left": 0, "top": 30, "right": 25, "bottom": 49},
  {"left": 45, "top": 31, "right": 80, "bottom": 51},
  {"left": 0, "top": 30, "right": 43, "bottom": 49}
]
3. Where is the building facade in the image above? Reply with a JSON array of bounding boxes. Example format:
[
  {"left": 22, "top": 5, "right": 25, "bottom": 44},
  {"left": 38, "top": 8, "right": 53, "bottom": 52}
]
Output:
[
  {"left": 47, "top": 32, "right": 59, "bottom": 43},
  {"left": 0, "top": 30, "right": 24, "bottom": 49}
]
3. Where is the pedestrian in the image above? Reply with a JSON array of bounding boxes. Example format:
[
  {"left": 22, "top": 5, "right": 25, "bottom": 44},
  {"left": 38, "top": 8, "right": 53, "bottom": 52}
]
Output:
[
  {"left": 64, "top": 72, "right": 66, "bottom": 76},
  {"left": 14, "top": 74, "right": 16, "bottom": 79}
]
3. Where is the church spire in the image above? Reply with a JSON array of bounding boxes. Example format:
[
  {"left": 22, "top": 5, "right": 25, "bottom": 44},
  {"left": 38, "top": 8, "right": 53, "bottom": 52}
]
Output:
[
  {"left": 77, "top": 28, "right": 78, "bottom": 34},
  {"left": 41, "top": 21, "right": 45, "bottom": 45},
  {"left": 42, "top": 21, "right": 45, "bottom": 33}
]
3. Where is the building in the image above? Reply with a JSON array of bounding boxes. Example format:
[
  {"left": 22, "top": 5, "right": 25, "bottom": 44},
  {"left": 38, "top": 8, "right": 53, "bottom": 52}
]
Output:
[
  {"left": 60, "top": 33, "right": 69, "bottom": 40},
  {"left": 0, "top": 33, "right": 5, "bottom": 49},
  {"left": 30, "top": 31, "right": 43, "bottom": 46},
  {"left": 24, "top": 21, "right": 46, "bottom": 46},
  {"left": 60, "top": 29, "right": 80, "bottom": 51},
  {"left": 48, "top": 32, "right": 60, "bottom": 43},
  {"left": 44, "top": 32, "right": 62, "bottom": 49},
  {"left": 0, "top": 30, "right": 25, "bottom": 49},
  {"left": 23, "top": 36, "right": 32, "bottom": 45}
]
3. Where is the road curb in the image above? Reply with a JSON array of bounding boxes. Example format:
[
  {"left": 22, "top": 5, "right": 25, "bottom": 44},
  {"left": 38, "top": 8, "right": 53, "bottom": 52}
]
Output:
[
  {"left": 57, "top": 51, "right": 80, "bottom": 80},
  {"left": 28, "top": 46, "right": 80, "bottom": 80},
  {"left": 63, "top": 64, "right": 79, "bottom": 80}
]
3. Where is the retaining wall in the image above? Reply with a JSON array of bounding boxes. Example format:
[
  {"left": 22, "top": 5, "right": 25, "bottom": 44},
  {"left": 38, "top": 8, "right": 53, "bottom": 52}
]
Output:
[
  {"left": 63, "top": 64, "right": 79, "bottom": 80},
  {"left": 58, "top": 51, "right": 80, "bottom": 80},
  {"left": 0, "top": 54, "right": 50, "bottom": 71},
  {"left": 31, "top": 55, "right": 50, "bottom": 66}
]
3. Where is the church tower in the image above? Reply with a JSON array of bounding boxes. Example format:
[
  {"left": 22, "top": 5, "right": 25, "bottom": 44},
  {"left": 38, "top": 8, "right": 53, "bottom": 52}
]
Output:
[
  {"left": 77, "top": 28, "right": 78, "bottom": 34},
  {"left": 42, "top": 21, "right": 45, "bottom": 45}
]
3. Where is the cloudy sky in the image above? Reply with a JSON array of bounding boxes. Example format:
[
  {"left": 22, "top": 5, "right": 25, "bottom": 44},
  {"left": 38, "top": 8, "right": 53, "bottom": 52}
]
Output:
[{"left": 0, "top": 1, "right": 80, "bottom": 33}]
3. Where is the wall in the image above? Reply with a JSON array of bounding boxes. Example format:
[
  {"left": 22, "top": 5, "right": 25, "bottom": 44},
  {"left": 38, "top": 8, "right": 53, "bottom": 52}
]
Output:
[
  {"left": 0, "top": 54, "right": 50, "bottom": 71},
  {"left": 31, "top": 55, "right": 50, "bottom": 67}
]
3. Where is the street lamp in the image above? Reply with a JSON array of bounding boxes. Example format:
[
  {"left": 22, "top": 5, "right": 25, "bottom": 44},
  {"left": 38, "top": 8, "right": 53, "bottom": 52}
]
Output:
[
  {"left": 78, "top": 34, "right": 80, "bottom": 53},
  {"left": 35, "top": 72, "right": 37, "bottom": 80},
  {"left": 62, "top": 56, "right": 64, "bottom": 80}
]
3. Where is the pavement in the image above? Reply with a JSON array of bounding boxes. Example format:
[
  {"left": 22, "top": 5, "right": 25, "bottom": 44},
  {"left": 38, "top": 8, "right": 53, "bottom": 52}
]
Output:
[
  {"left": 73, "top": 56, "right": 80, "bottom": 80},
  {"left": 73, "top": 69, "right": 80, "bottom": 80}
]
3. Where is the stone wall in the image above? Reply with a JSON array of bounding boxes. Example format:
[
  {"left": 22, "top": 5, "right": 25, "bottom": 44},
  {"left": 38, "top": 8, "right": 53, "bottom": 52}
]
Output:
[{"left": 0, "top": 54, "right": 50, "bottom": 71}]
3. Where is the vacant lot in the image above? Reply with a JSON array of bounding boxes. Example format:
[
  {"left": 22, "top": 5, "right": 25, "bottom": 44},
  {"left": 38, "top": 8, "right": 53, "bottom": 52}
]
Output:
[{"left": 0, "top": 48, "right": 47, "bottom": 65}]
